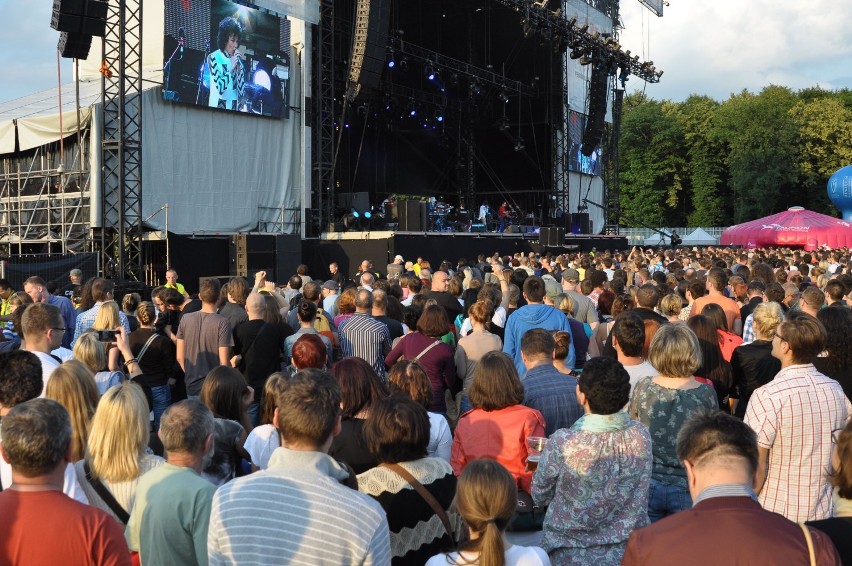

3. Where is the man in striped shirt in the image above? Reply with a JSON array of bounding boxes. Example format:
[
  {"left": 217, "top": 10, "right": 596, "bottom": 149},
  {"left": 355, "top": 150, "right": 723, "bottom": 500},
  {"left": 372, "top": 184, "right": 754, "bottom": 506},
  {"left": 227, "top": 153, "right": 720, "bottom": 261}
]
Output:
[
  {"left": 745, "top": 311, "right": 852, "bottom": 522},
  {"left": 207, "top": 370, "right": 391, "bottom": 565},
  {"left": 338, "top": 289, "right": 391, "bottom": 377}
]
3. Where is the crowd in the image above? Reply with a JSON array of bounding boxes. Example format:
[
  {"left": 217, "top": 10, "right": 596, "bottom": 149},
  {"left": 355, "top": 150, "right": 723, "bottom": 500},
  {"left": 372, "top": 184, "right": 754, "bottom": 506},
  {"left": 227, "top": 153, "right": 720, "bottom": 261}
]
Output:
[{"left": 1, "top": 245, "right": 852, "bottom": 565}]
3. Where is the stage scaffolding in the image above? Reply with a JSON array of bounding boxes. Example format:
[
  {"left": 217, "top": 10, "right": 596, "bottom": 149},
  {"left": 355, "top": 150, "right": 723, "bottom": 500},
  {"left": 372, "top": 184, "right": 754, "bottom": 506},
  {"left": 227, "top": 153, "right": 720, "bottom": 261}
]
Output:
[{"left": 0, "top": 134, "right": 92, "bottom": 257}]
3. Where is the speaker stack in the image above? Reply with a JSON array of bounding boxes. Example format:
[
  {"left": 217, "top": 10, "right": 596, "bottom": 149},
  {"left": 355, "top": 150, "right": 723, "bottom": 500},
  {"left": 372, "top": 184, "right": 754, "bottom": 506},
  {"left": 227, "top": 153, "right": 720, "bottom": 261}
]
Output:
[
  {"left": 51, "top": 0, "right": 108, "bottom": 60},
  {"left": 539, "top": 227, "right": 566, "bottom": 247}
]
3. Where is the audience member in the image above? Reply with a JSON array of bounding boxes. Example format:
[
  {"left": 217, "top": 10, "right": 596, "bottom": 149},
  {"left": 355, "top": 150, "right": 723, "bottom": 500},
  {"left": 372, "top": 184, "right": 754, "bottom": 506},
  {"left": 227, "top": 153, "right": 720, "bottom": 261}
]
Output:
[
  {"left": 807, "top": 420, "right": 852, "bottom": 563},
  {"left": 126, "top": 400, "right": 216, "bottom": 566},
  {"left": 387, "top": 360, "right": 452, "bottom": 462},
  {"left": 75, "top": 382, "right": 163, "bottom": 524},
  {"left": 628, "top": 324, "right": 718, "bottom": 522},
  {"left": 622, "top": 409, "right": 841, "bottom": 565},
  {"left": 813, "top": 307, "right": 852, "bottom": 402},
  {"left": 23, "top": 275, "right": 77, "bottom": 348},
  {"left": 425, "top": 459, "right": 550, "bottom": 566},
  {"left": 745, "top": 311, "right": 851, "bottom": 521},
  {"left": 358, "top": 396, "right": 458, "bottom": 565},
  {"left": 176, "top": 278, "right": 233, "bottom": 399},
  {"left": 243, "top": 373, "right": 288, "bottom": 470},
  {"left": 44, "top": 360, "right": 100, "bottom": 462},
  {"left": 611, "top": 311, "right": 657, "bottom": 394},
  {"left": 520, "top": 329, "right": 582, "bottom": 436},
  {"left": 0, "top": 398, "right": 132, "bottom": 565},
  {"left": 207, "top": 369, "right": 391, "bottom": 564},
  {"left": 128, "top": 301, "right": 175, "bottom": 429},
  {"left": 730, "top": 301, "right": 783, "bottom": 418},
  {"left": 533, "top": 356, "right": 652, "bottom": 565},
  {"left": 339, "top": 289, "right": 391, "bottom": 377},
  {"left": 328, "top": 357, "right": 390, "bottom": 474},
  {"left": 199, "top": 366, "right": 253, "bottom": 486}
]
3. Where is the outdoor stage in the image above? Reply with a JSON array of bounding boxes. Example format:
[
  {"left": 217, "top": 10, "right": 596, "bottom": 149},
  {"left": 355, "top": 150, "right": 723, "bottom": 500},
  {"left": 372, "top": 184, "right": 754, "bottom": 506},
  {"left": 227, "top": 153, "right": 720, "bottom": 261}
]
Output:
[{"left": 301, "top": 230, "right": 629, "bottom": 279}]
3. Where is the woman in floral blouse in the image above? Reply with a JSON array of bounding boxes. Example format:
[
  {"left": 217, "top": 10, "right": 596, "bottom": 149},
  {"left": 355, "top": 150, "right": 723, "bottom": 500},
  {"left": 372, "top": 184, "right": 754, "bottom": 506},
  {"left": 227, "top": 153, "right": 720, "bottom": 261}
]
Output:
[
  {"left": 532, "top": 357, "right": 652, "bottom": 566},
  {"left": 628, "top": 324, "right": 718, "bottom": 522}
]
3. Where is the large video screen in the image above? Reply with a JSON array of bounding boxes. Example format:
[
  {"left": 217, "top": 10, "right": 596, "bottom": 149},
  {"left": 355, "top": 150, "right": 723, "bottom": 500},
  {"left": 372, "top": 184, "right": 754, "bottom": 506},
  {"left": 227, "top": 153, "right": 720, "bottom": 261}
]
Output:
[
  {"left": 163, "top": 0, "right": 291, "bottom": 119},
  {"left": 566, "top": 110, "right": 602, "bottom": 176}
]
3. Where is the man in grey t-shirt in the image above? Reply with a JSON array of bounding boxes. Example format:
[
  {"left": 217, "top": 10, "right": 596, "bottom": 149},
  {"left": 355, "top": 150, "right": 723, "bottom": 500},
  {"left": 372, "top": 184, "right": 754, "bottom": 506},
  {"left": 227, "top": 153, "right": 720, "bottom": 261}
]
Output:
[{"left": 176, "top": 277, "right": 233, "bottom": 398}]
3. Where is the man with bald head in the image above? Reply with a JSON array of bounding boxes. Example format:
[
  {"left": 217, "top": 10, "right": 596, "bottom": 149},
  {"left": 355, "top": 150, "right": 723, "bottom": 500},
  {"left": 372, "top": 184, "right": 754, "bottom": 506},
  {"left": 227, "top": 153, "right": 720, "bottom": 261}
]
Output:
[
  {"left": 232, "top": 292, "right": 287, "bottom": 424},
  {"left": 424, "top": 270, "right": 463, "bottom": 320},
  {"left": 338, "top": 289, "right": 391, "bottom": 377}
]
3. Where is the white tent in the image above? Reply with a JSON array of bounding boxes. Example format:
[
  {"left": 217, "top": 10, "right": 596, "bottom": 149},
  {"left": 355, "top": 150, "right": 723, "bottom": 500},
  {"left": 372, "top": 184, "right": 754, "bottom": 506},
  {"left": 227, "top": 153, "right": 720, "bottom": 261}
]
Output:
[
  {"left": 643, "top": 233, "right": 669, "bottom": 246},
  {"left": 681, "top": 227, "right": 718, "bottom": 246}
]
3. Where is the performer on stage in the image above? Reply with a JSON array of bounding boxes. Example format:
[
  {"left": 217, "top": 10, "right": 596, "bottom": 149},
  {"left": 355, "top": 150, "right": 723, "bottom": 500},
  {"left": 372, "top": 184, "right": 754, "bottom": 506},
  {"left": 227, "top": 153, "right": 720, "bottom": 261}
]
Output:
[
  {"left": 498, "top": 201, "right": 509, "bottom": 233},
  {"left": 479, "top": 200, "right": 490, "bottom": 225},
  {"left": 208, "top": 17, "right": 245, "bottom": 110}
]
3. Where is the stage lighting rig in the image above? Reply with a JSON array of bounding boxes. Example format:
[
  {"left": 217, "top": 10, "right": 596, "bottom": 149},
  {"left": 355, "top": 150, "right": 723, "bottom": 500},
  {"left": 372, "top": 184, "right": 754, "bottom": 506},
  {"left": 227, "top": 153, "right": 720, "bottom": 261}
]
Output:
[{"left": 493, "top": 0, "right": 663, "bottom": 83}]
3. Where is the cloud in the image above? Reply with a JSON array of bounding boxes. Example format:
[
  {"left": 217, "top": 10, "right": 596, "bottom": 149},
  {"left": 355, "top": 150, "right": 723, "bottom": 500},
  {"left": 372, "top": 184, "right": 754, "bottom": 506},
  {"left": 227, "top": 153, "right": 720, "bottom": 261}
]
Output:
[{"left": 619, "top": 0, "right": 852, "bottom": 101}]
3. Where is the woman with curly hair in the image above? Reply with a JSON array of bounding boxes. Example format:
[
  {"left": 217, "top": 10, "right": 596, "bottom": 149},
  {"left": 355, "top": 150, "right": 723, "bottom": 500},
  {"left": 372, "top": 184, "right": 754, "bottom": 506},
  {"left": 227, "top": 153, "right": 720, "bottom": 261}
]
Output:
[{"left": 814, "top": 307, "right": 852, "bottom": 402}]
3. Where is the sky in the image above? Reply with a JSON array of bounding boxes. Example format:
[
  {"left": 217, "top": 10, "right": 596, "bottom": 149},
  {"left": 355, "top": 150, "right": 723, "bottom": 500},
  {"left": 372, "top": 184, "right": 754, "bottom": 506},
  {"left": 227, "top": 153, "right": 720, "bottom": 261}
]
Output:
[
  {"left": 618, "top": 0, "right": 852, "bottom": 102},
  {"left": 3, "top": 0, "right": 852, "bottom": 105}
]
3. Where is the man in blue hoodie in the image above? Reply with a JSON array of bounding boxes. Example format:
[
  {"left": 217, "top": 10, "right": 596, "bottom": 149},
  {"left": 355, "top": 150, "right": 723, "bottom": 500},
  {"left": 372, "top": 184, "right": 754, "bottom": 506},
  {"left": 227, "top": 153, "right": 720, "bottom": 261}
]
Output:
[{"left": 503, "top": 276, "right": 574, "bottom": 376}]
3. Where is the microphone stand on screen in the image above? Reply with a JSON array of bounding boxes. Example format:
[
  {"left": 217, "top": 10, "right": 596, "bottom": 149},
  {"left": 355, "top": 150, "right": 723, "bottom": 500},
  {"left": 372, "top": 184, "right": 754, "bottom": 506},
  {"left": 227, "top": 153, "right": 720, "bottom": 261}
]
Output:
[{"left": 163, "top": 32, "right": 184, "bottom": 101}]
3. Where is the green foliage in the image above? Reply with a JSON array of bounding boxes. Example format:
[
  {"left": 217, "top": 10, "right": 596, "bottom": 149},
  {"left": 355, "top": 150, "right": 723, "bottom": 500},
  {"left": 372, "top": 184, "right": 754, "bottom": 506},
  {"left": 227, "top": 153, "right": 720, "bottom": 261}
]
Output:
[{"left": 617, "top": 85, "right": 852, "bottom": 227}]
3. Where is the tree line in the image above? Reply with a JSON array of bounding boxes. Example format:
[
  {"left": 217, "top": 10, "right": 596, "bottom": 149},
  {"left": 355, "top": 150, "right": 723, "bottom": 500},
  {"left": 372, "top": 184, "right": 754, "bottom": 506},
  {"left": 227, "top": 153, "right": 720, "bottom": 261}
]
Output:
[{"left": 615, "top": 86, "right": 852, "bottom": 227}]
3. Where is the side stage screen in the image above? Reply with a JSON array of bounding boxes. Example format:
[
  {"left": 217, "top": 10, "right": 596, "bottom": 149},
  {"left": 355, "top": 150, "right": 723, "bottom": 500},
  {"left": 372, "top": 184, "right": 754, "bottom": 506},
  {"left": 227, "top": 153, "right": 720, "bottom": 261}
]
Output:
[
  {"left": 163, "top": 0, "right": 291, "bottom": 119},
  {"left": 566, "top": 110, "right": 602, "bottom": 176}
]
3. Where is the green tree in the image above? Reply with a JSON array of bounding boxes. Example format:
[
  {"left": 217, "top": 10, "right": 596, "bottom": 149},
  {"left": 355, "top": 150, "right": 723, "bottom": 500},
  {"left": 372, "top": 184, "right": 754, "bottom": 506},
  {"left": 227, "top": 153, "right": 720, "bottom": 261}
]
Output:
[
  {"left": 713, "top": 86, "right": 800, "bottom": 223},
  {"left": 618, "top": 96, "right": 687, "bottom": 227},
  {"left": 792, "top": 95, "right": 852, "bottom": 214},
  {"left": 674, "top": 95, "right": 729, "bottom": 225}
]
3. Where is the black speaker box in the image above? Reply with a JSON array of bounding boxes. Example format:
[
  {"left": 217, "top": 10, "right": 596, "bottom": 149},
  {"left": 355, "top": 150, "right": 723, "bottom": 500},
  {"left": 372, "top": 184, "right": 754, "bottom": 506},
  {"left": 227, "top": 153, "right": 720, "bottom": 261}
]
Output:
[
  {"left": 540, "top": 227, "right": 566, "bottom": 246},
  {"left": 571, "top": 213, "right": 590, "bottom": 234},
  {"left": 398, "top": 200, "right": 424, "bottom": 231},
  {"left": 58, "top": 31, "right": 92, "bottom": 60}
]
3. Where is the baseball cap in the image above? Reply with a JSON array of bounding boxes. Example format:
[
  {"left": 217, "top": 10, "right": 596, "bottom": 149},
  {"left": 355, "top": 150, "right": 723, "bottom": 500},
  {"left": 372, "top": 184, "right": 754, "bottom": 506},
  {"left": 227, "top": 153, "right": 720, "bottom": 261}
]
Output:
[
  {"left": 564, "top": 268, "right": 580, "bottom": 282},
  {"left": 321, "top": 280, "right": 338, "bottom": 291},
  {"left": 394, "top": 254, "right": 404, "bottom": 263},
  {"left": 544, "top": 279, "right": 562, "bottom": 303}
]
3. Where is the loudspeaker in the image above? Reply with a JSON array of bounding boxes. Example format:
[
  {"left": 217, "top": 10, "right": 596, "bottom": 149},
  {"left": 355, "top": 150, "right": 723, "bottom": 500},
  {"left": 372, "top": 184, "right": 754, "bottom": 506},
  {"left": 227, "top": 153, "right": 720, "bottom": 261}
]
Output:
[
  {"left": 274, "top": 234, "right": 302, "bottom": 282},
  {"left": 51, "top": 0, "right": 107, "bottom": 38},
  {"left": 470, "top": 223, "right": 486, "bottom": 233},
  {"left": 540, "top": 227, "right": 566, "bottom": 246},
  {"left": 58, "top": 31, "right": 92, "bottom": 59},
  {"left": 229, "top": 235, "right": 248, "bottom": 277},
  {"left": 581, "top": 67, "right": 609, "bottom": 157},
  {"left": 336, "top": 191, "right": 370, "bottom": 214},
  {"left": 398, "top": 200, "right": 424, "bottom": 231},
  {"left": 327, "top": 222, "right": 346, "bottom": 232},
  {"left": 571, "top": 213, "right": 590, "bottom": 234},
  {"left": 347, "top": 0, "right": 391, "bottom": 100},
  {"left": 506, "top": 225, "right": 520, "bottom": 234}
]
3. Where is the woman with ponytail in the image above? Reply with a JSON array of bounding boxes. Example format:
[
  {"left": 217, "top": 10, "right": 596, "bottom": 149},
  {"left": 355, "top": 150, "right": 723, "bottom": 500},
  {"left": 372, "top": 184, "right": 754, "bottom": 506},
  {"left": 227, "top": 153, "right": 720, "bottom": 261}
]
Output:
[{"left": 425, "top": 459, "right": 550, "bottom": 566}]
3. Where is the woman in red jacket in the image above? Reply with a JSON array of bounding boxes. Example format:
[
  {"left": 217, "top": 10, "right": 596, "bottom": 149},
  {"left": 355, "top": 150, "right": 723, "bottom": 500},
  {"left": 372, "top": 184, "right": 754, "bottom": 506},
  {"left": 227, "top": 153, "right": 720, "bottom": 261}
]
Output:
[{"left": 451, "top": 351, "right": 545, "bottom": 495}]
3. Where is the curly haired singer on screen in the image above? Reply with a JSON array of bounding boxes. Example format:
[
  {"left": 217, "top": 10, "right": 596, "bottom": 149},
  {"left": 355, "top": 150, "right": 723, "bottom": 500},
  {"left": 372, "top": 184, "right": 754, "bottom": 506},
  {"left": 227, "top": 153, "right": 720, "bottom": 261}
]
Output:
[{"left": 208, "top": 17, "right": 245, "bottom": 110}]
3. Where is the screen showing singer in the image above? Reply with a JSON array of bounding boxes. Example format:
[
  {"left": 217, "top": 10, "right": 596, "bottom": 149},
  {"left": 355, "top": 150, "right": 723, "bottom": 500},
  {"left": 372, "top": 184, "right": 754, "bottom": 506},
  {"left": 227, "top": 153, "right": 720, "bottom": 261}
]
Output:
[
  {"left": 208, "top": 17, "right": 245, "bottom": 110},
  {"left": 162, "top": 0, "right": 291, "bottom": 119}
]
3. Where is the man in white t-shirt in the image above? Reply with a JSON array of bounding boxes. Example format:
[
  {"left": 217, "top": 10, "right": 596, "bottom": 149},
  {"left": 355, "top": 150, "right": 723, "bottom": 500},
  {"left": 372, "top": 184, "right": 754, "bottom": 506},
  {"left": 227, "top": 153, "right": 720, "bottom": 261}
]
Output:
[
  {"left": 612, "top": 311, "right": 656, "bottom": 394},
  {"left": 20, "top": 303, "right": 65, "bottom": 394}
]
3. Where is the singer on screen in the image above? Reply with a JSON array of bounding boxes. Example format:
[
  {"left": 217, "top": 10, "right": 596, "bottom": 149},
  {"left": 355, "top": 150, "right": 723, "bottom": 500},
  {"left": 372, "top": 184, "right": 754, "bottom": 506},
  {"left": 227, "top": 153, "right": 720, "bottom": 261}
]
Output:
[{"left": 208, "top": 17, "right": 245, "bottom": 110}]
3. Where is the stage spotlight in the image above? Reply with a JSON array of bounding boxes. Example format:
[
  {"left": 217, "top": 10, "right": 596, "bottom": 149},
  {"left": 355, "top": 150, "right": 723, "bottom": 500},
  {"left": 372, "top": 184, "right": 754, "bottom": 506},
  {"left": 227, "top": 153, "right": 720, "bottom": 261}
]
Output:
[
  {"left": 655, "top": 69, "right": 664, "bottom": 79},
  {"left": 498, "top": 89, "right": 509, "bottom": 104},
  {"left": 364, "top": 210, "right": 372, "bottom": 219},
  {"left": 352, "top": 209, "right": 360, "bottom": 219},
  {"left": 434, "top": 109, "right": 444, "bottom": 123},
  {"left": 253, "top": 69, "right": 271, "bottom": 91},
  {"left": 569, "top": 49, "right": 583, "bottom": 60},
  {"left": 470, "top": 79, "right": 482, "bottom": 96},
  {"left": 567, "top": 16, "right": 577, "bottom": 27},
  {"left": 579, "top": 54, "right": 593, "bottom": 66},
  {"left": 386, "top": 47, "right": 396, "bottom": 68},
  {"left": 425, "top": 60, "right": 437, "bottom": 80},
  {"left": 579, "top": 23, "right": 589, "bottom": 33},
  {"left": 514, "top": 137, "right": 525, "bottom": 151},
  {"left": 408, "top": 98, "right": 417, "bottom": 117},
  {"left": 496, "top": 115, "right": 510, "bottom": 131}
]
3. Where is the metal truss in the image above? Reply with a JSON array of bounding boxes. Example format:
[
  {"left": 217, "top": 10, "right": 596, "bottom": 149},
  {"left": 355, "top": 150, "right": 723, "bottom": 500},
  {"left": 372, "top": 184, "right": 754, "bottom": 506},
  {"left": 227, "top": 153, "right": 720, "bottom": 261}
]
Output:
[
  {"left": 100, "top": 0, "right": 143, "bottom": 280},
  {"left": 391, "top": 38, "right": 538, "bottom": 98},
  {"left": 494, "top": 0, "right": 661, "bottom": 83},
  {"left": 312, "top": 0, "right": 335, "bottom": 235}
]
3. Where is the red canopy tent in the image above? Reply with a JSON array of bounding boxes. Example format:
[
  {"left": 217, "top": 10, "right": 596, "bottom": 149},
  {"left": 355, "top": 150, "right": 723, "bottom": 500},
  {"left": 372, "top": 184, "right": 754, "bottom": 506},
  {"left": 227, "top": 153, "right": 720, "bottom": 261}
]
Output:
[{"left": 720, "top": 207, "right": 852, "bottom": 250}]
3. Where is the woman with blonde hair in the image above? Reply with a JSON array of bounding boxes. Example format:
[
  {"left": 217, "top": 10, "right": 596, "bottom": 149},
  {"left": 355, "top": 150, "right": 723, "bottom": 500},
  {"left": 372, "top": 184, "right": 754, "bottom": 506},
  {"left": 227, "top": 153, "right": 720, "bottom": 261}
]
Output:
[
  {"left": 556, "top": 293, "right": 590, "bottom": 369},
  {"left": 659, "top": 293, "right": 684, "bottom": 324},
  {"left": 45, "top": 360, "right": 100, "bottom": 462},
  {"left": 73, "top": 331, "right": 124, "bottom": 394},
  {"left": 74, "top": 381, "right": 163, "bottom": 524},
  {"left": 628, "top": 324, "right": 718, "bottom": 522},
  {"left": 425, "top": 459, "right": 550, "bottom": 566}
]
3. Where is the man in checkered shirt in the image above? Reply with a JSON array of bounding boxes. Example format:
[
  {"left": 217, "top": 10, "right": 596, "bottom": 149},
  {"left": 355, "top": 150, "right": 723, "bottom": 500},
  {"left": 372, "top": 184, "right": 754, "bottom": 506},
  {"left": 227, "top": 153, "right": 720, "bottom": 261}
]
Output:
[{"left": 745, "top": 311, "right": 852, "bottom": 522}]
